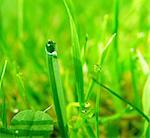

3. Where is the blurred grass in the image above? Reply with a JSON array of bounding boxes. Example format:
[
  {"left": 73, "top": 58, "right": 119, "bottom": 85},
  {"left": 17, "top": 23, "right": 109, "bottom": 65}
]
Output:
[{"left": 0, "top": 0, "right": 150, "bottom": 137}]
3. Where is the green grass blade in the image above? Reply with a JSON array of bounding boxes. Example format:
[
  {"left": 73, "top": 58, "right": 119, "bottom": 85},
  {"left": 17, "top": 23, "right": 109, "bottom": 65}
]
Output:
[
  {"left": 137, "top": 50, "right": 149, "bottom": 76},
  {"left": 81, "top": 34, "right": 88, "bottom": 64},
  {"left": 138, "top": 50, "right": 150, "bottom": 136},
  {"left": 83, "top": 120, "right": 95, "bottom": 138},
  {"left": 0, "top": 60, "right": 8, "bottom": 128},
  {"left": 129, "top": 48, "right": 141, "bottom": 108},
  {"left": 85, "top": 34, "right": 115, "bottom": 137},
  {"left": 142, "top": 74, "right": 150, "bottom": 134},
  {"left": 101, "top": 106, "right": 132, "bottom": 123},
  {"left": 45, "top": 40, "right": 68, "bottom": 138},
  {"left": 146, "top": 123, "right": 150, "bottom": 138},
  {"left": 95, "top": 91, "right": 100, "bottom": 138},
  {"left": 85, "top": 34, "right": 116, "bottom": 101},
  {"left": 62, "top": 0, "right": 84, "bottom": 107},
  {"left": 112, "top": 0, "right": 122, "bottom": 113},
  {"left": 92, "top": 78, "right": 150, "bottom": 123},
  {"left": 100, "top": 33, "right": 116, "bottom": 65},
  {"left": 113, "top": 0, "right": 119, "bottom": 71}
]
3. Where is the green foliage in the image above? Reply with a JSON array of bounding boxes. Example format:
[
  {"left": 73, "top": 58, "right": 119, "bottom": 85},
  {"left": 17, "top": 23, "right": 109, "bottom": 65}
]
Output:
[{"left": 0, "top": 0, "right": 150, "bottom": 137}]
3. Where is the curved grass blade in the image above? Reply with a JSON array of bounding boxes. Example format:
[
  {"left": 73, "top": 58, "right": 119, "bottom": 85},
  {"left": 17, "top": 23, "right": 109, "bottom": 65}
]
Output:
[
  {"left": 45, "top": 40, "right": 68, "bottom": 138},
  {"left": 62, "top": 0, "right": 84, "bottom": 108},
  {"left": 0, "top": 60, "right": 8, "bottom": 128},
  {"left": 92, "top": 78, "right": 150, "bottom": 123},
  {"left": 136, "top": 50, "right": 150, "bottom": 136}
]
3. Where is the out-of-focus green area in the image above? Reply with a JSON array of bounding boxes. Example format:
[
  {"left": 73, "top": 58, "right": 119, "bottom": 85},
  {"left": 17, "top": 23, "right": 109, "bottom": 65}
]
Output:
[{"left": 0, "top": 0, "right": 150, "bottom": 137}]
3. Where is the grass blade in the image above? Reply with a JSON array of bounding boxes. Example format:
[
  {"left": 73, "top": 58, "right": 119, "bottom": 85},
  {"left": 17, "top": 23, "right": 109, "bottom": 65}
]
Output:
[
  {"left": 62, "top": 0, "right": 84, "bottom": 108},
  {"left": 146, "top": 123, "right": 150, "bottom": 138},
  {"left": 84, "top": 34, "right": 116, "bottom": 137},
  {"left": 45, "top": 40, "right": 68, "bottom": 138},
  {"left": 92, "top": 78, "right": 150, "bottom": 123},
  {"left": 112, "top": 0, "right": 122, "bottom": 113},
  {"left": 142, "top": 74, "right": 150, "bottom": 135},
  {"left": 95, "top": 91, "right": 100, "bottom": 138},
  {"left": 136, "top": 50, "right": 150, "bottom": 136},
  {"left": 137, "top": 50, "right": 149, "bottom": 76},
  {"left": 113, "top": 0, "right": 119, "bottom": 76},
  {"left": 0, "top": 60, "right": 8, "bottom": 128},
  {"left": 129, "top": 48, "right": 141, "bottom": 108},
  {"left": 85, "top": 34, "right": 116, "bottom": 101},
  {"left": 83, "top": 120, "right": 95, "bottom": 138}
]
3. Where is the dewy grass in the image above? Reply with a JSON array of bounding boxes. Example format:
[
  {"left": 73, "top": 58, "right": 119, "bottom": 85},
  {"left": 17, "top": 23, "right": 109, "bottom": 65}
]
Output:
[
  {"left": 0, "top": 60, "right": 8, "bottom": 128},
  {"left": 62, "top": 0, "right": 85, "bottom": 108},
  {"left": 85, "top": 34, "right": 116, "bottom": 102},
  {"left": 85, "top": 34, "right": 116, "bottom": 137},
  {"left": 45, "top": 40, "right": 68, "bottom": 138}
]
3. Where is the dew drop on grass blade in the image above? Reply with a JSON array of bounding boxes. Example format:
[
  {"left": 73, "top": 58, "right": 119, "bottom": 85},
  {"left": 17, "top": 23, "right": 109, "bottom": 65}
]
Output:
[
  {"left": 85, "top": 34, "right": 116, "bottom": 102},
  {"left": 45, "top": 40, "right": 68, "bottom": 138}
]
